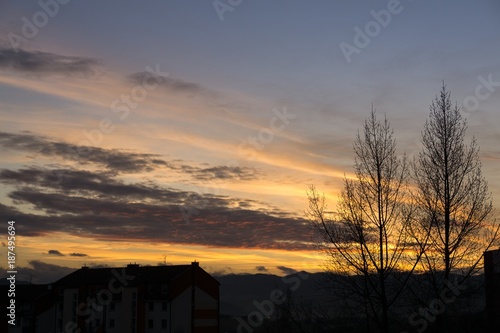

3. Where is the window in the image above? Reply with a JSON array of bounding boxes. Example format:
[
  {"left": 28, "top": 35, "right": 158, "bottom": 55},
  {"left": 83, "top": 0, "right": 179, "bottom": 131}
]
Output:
[
  {"left": 161, "top": 284, "right": 168, "bottom": 294},
  {"left": 148, "top": 319, "right": 154, "bottom": 329},
  {"left": 109, "top": 302, "right": 115, "bottom": 311},
  {"left": 109, "top": 319, "right": 115, "bottom": 328},
  {"left": 161, "top": 319, "right": 167, "bottom": 329},
  {"left": 161, "top": 302, "right": 167, "bottom": 311},
  {"left": 148, "top": 302, "right": 154, "bottom": 311}
]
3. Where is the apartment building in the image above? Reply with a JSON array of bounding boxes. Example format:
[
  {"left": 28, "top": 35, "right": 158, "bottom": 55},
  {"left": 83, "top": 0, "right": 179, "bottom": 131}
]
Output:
[{"left": 2, "top": 262, "right": 219, "bottom": 333}]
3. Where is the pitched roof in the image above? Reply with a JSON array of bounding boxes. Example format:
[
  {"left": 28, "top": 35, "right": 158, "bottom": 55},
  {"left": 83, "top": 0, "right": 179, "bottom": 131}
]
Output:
[{"left": 53, "top": 264, "right": 193, "bottom": 287}]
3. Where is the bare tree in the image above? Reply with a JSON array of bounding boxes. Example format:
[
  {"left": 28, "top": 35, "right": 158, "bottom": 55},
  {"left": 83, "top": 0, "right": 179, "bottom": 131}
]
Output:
[
  {"left": 412, "top": 85, "right": 499, "bottom": 299},
  {"left": 307, "top": 110, "right": 419, "bottom": 333}
]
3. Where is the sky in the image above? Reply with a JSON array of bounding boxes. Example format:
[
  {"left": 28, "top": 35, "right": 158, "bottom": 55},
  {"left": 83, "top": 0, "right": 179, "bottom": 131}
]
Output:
[{"left": 0, "top": 0, "right": 499, "bottom": 283}]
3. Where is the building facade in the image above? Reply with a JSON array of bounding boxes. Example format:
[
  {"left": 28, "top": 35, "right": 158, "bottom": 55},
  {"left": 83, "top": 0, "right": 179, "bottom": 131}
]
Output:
[
  {"left": 3, "top": 262, "right": 219, "bottom": 333},
  {"left": 484, "top": 248, "right": 500, "bottom": 333}
]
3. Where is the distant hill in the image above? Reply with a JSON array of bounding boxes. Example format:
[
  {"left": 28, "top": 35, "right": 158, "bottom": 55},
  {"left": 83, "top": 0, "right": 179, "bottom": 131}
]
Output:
[
  {"left": 216, "top": 271, "right": 328, "bottom": 316},
  {"left": 215, "top": 272, "right": 487, "bottom": 317},
  {"left": 0, "top": 278, "right": 33, "bottom": 285}
]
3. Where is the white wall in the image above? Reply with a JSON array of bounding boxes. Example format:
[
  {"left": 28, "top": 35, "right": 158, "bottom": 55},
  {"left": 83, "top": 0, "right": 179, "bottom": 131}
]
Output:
[
  {"left": 171, "top": 288, "right": 192, "bottom": 333},
  {"left": 194, "top": 286, "right": 218, "bottom": 328}
]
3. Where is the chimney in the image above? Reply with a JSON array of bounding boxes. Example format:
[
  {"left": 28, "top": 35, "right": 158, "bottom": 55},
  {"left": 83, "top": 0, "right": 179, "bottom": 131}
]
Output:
[{"left": 191, "top": 261, "right": 199, "bottom": 267}]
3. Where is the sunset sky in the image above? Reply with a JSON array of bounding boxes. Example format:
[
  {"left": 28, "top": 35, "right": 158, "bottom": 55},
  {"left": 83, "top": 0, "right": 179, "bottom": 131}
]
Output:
[{"left": 1, "top": 0, "right": 499, "bottom": 282}]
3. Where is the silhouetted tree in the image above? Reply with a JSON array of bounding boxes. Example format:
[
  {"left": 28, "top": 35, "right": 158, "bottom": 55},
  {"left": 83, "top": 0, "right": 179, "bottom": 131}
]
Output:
[
  {"left": 411, "top": 85, "right": 500, "bottom": 330},
  {"left": 413, "top": 85, "right": 499, "bottom": 279},
  {"left": 307, "top": 110, "right": 420, "bottom": 333}
]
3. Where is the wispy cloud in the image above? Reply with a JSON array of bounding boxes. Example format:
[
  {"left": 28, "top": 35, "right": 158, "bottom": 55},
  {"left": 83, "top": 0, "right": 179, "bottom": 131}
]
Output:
[
  {"left": 0, "top": 131, "right": 169, "bottom": 173},
  {"left": 207, "top": 266, "right": 234, "bottom": 277},
  {"left": 186, "top": 165, "right": 257, "bottom": 181},
  {"left": 0, "top": 47, "right": 101, "bottom": 77},
  {"left": 0, "top": 132, "right": 260, "bottom": 182},
  {"left": 276, "top": 265, "right": 298, "bottom": 275},
  {"left": 128, "top": 72, "right": 213, "bottom": 96}
]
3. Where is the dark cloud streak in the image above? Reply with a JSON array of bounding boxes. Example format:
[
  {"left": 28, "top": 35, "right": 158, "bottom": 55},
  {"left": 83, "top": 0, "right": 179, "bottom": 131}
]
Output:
[
  {"left": 0, "top": 131, "right": 169, "bottom": 173},
  {"left": 0, "top": 132, "right": 257, "bottom": 181},
  {"left": 0, "top": 167, "right": 310, "bottom": 250},
  {"left": 0, "top": 47, "right": 101, "bottom": 77},
  {"left": 128, "top": 72, "right": 213, "bottom": 96},
  {"left": 48, "top": 250, "right": 64, "bottom": 256}
]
